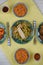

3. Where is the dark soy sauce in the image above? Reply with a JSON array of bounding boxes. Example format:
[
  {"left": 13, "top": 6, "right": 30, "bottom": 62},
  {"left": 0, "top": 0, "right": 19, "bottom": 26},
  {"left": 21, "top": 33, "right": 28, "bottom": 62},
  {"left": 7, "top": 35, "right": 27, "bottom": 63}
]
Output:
[{"left": 2, "top": 6, "right": 9, "bottom": 12}]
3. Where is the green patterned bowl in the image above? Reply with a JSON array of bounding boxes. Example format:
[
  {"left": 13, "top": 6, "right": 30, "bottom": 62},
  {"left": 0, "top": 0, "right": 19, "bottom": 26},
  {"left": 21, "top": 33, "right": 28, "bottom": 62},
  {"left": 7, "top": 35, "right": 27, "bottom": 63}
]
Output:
[
  {"left": 0, "top": 22, "right": 6, "bottom": 44},
  {"left": 11, "top": 20, "right": 34, "bottom": 44},
  {"left": 37, "top": 22, "right": 43, "bottom": 44}
]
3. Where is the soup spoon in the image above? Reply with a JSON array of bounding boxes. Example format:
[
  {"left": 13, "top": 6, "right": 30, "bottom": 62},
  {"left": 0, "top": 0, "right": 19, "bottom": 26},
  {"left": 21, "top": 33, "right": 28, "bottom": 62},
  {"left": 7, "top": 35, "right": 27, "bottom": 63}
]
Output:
[{"left": 33, "top": 20, "right": 37, "bottom": 44}]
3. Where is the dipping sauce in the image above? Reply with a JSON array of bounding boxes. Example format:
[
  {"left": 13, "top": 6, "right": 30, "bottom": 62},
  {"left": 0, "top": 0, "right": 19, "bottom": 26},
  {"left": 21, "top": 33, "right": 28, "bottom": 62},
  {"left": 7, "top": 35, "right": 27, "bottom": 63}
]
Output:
[
  {"left": 13, "top": 3, "right": 27, "bottom": 17},
  {"left": 2, "top": 6, "right": 9, "bottom": 12},
  {"left": 34, "top": 53, "right": 40, "bottom": 61},
  {"left": 15, "top": 48, "right": 29, "bottom": 64}
]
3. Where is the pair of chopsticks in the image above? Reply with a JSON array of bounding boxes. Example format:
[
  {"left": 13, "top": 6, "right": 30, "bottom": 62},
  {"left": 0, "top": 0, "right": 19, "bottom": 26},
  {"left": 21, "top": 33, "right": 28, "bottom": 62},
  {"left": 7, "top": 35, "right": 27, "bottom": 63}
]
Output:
[
  {"left": 33, "top": 20, "right": 37, "bottom": 44},
  {"left": 6, "top": 22, "right": 11, "bottom": 46}
]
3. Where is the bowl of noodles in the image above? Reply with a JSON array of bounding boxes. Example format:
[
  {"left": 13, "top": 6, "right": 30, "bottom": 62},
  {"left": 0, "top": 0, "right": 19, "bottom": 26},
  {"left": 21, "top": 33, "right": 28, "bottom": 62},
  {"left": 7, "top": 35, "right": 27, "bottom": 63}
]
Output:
[{"left": 11, "top": 20, "right": 33, "bottom": 44}]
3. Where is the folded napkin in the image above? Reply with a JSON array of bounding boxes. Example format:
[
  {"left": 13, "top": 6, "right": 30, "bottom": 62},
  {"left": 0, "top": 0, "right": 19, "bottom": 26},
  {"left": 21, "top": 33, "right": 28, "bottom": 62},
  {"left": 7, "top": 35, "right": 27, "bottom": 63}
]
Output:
[
  {"left": 0, "top": 0, "right": 7, "bottom": 5},
  {"left": 34, "top": 0, "right": 43, "bottom": 14},
  {"left": 0, "top": 48, "right": 11, "bottom": 65}
]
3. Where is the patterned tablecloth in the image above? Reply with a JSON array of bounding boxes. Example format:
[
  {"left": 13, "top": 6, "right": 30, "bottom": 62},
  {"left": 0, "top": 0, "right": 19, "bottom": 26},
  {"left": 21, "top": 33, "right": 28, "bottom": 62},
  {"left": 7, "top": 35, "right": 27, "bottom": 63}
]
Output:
[{"left": 0, "top": 0, "right": 43, "bottom": 65}]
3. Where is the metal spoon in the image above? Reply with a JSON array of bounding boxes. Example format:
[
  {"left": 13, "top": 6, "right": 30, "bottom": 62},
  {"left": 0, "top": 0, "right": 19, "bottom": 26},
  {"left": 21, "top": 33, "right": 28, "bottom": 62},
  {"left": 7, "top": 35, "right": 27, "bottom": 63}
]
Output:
[{"left": 33, "top": 20, "right": 37, "bottom": 44}]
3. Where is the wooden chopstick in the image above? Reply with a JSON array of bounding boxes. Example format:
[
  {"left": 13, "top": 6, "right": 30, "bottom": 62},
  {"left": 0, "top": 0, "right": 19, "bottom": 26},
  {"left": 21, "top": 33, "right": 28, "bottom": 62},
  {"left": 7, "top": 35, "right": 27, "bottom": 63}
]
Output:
[{"left": 7, "top": 22, "right": 11, "bottom": 46}]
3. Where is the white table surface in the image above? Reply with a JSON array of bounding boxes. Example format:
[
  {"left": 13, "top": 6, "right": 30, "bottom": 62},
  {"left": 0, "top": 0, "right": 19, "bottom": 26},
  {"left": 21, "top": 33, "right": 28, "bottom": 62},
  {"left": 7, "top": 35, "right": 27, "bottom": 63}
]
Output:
[
  {"left": 0, "top": 0, "right": 7, "bottom": 5},
  {"left": 0, "top": 48, "right": 11, "bottom": 65},
  {"left": 34, "top": 0, "right": 43, "bottom": 14}
]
